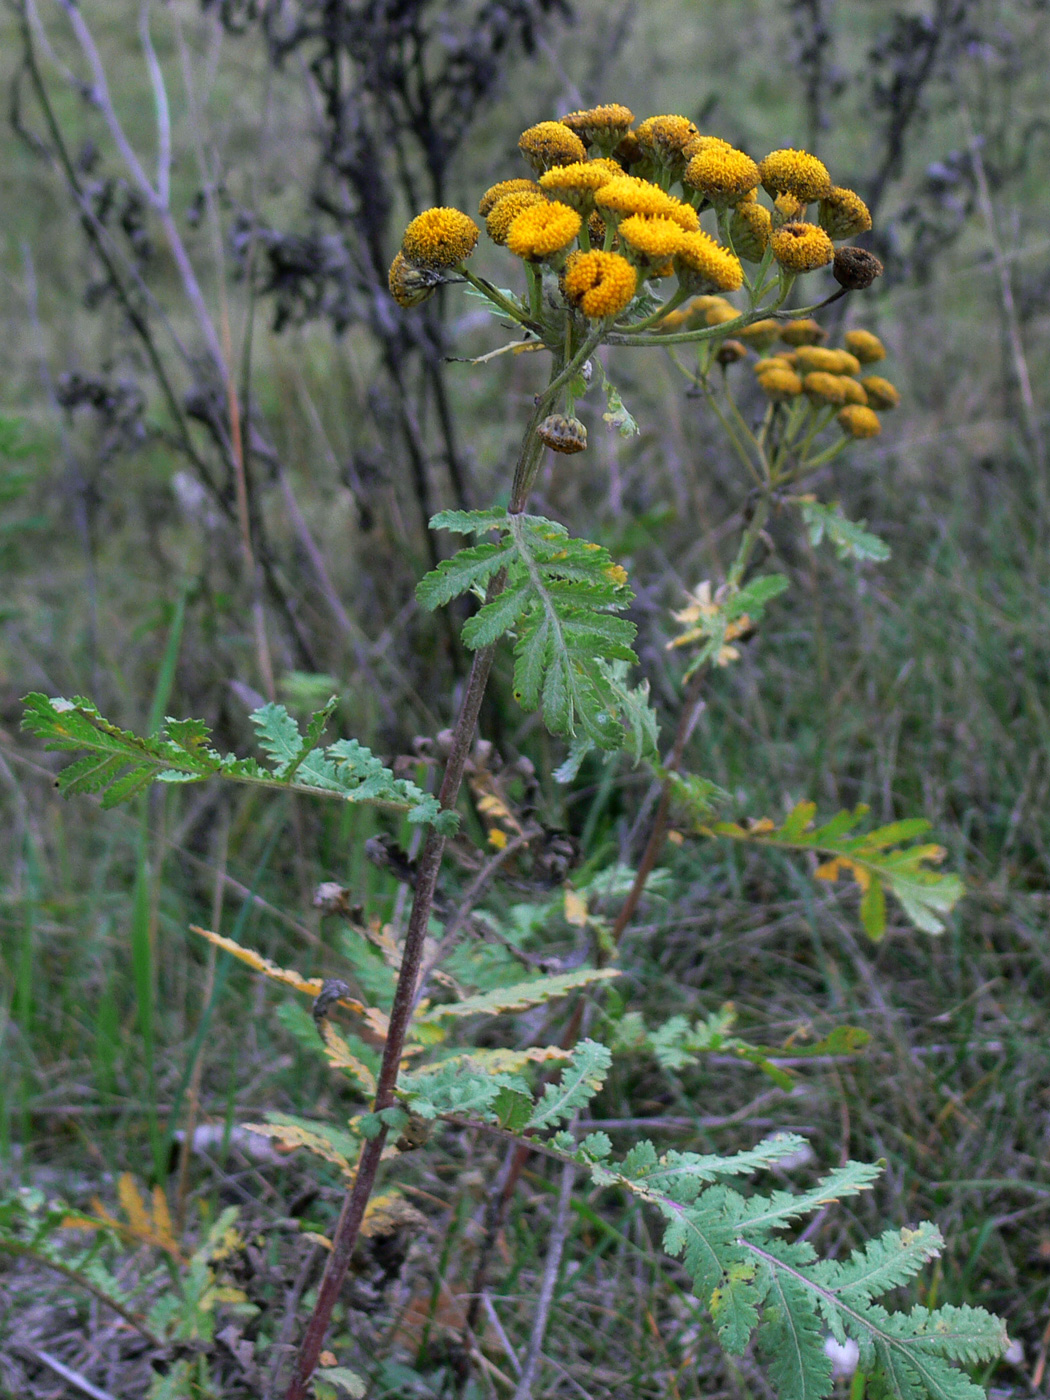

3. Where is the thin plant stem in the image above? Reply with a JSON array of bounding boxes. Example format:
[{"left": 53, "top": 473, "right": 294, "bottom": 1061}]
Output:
[
  {"left": 284, "top": 359, "right": 564, "bottom": 1400},
  {"left": 510, "top": 1159, "right": 576, "bottom": 1400}
]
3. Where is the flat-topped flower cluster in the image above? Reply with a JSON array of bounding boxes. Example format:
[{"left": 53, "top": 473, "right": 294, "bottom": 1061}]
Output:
[{"left": 388, "top": 103, "right": 875, "bottom": 333}]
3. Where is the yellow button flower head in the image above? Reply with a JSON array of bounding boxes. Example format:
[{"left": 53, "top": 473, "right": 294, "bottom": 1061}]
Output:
[
  {"left": 595, "top": 176, "right": 675, "bottom": 221},
  {"left": 682, "top": 134, "right": 734, "bottom": 163},
  {"left": 780, "top": 318, "right": 827, "bottom": 347},
  {"left": 634, "top": 114, "right": 700, "bottom": 168},
  {"left": 559, "top": 104, "right": 634, "bottom": 153},
  {"left": 388, "top": 252, "right": 442, "bottom": 308},
  {"left": 770, "top": 221, "right": 835, "bottom": 273},
  {"left": 757, "top": 366, "right": 804, "bottom": 401},
  {"left": 738, "top": 318, "right": 781, "bottom": 351},
  {"left": 803, "top": 371, "right": 849, "bottom": 405},
  {"left": 818, "top": 186, "right": 872, "bottom": 240},
  {"left": 664, "top": 197, "right": 701, "bottom": 232},
  {"left": 705, "top": 303, "right": 739, "bottom": 326},
  {"left": 401, "top": 207, "right": 480, "bottom": 270},
  {"left": 684, "top": 146, "right": 760, "bottom": 206},
  {"left": 506, "top": 200, "right": 582, "bottom": 261},
  {"left": 539, "top": 162, "right": 615, "bottom": 212},
  {"left": 618, "top": 214, "right": 686, "bottom": 264},
  {"left": 486, "top": 190, "right": 548, "bottom": 245},
  {"left": 837, "top": 404, "right": 882, "bottom": 438},
  {"left": 839, "top": 377, "right": 869, "bottom": 405},
  {"left": 794, "top": 345, "right": 852, "bottom": 375},
  {"left": 844, "top": 329, "right": 887, "bottom": 364},
  {"left": 759, "top": 148, "right": 832, "bottom": 203},
  {"left": 860, "top": 376, "right": 900, "bottom": 409},
  {"left": 519, "top": 121, "right": 587, "bottom": 173},
  {"left": 479, "top": 178, "right": 541, "bottom": 218},
  {"left": 675, "top": 230, "right": 744, "bottom": 293},
  {"left": 755, "top": 355, "right": 796, "bottom": 376},
  {"left": 728, "top": 201, "right": 772, "bottom": 262},
  {"left": 562, "top": 250, "right": 638, "bottom": 319}
]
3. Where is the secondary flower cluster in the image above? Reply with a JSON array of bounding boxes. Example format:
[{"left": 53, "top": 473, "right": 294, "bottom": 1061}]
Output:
[{"left": 388, "top": 103, "right": 876, "bottom": 329}]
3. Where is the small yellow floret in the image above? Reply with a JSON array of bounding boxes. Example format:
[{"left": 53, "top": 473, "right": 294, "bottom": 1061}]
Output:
[
  {"left": 478, "top": 179, "right": 541, "bottom": 218},
  {"left": 757, "top": 366, "right": 803, "bottom": 401},
  {"left": 803, "top": 371, "right": 849, "bottom": 405},
  {"left": 684, "top": 147, "right": 760, "bottom": 205},
  {"left": 780, "top": 318, "right": 827, "bottom": 347},
  {"left": 519, "top": 121, "right": 587, "bottom": 173},
  {"left": 729, "top": 201, "right": 772, "bottom": 262},
  {"left": 664, "top": 198, "right": 701, "bottom": 232},
  {"left": 840, "top": 377, "right": 869, "bottom": 405},
  {"left": 794, "top": 345, "right": 848, "bottom": 375},
  {"left": 759, "top": 148, "right": 832, "bottom": 203},
  {"left": 837, "top": 405, "right": 882, "bottom": 438},
  {"left": 562, "top": 250, "right": 638, "bottom": 319},
  {"left": 506, "top": 200, "right": 582, "bottom": 260},
  {"left": 705, "top": 304, "right": 739, "bottom": 326},
  {"left": 860, "top": 376, "right": 900, "bottom": 410},
  {"left": 559, "top": 104, "right": 634, "bottom": 149},
  {"left": 844, "top": 330, "right": 887, "bottom": 364},
  {"left": 771, "top": 221, "right": 835, "bottom": 273},
  {"left": 675, "top": 230, "right": 744, "bottom": 292},
  {"left": 486, "top": 190, "right": 547, "bottom": 245},
  {"left": 738, "top": 318, "right": 781, "bottom": 351},
  {"left": 401, "top": 207, "right": 479, "bottom": 270},
  {"left": 595, "top": 176, "right": 675, "bottom": 220},
  {"left": 818, "top": 186, "right": 873, "bottom": 240},
  {"left": 634, "top": 114, "right": 699, "bottom": 163},
  {"left": 618, "top": 214, "right": 686, "bottom": 262},
  {"left": 539, "top": 162, "right": 615, "bottom": 212}
]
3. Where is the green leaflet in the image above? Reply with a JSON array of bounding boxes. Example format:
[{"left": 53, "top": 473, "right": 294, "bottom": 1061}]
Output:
[
  {"left": 567, "top": 1140, "right": 1006, "bottom": 1400},
  {"left": 419, "top": 510, "right": 656, "bottom": 753},
  {"left": 800, "top": 499, "right": 891, "bottom": 562},
  {"left": 21, "top": 694, "right": 455, "bottom": 832},
  {"left": 705, "top": 800, "right": 964, "bottom": 937}
]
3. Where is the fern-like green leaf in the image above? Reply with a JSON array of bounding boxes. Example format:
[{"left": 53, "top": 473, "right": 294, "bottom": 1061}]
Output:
[
  {"left": 21, "top": 694, "right": 455, "bottom": 830},
  {"left": 800, "top": 500, "right": 891, "bottom": 562},
  {"left": 413, "top": 967, "right": 620, "bottom": 1025},
  {"left": 705, "top": 800, "right": 963, "bottom": 937},
  {"left": 760, "top": 1268, "right": 834, "bottom": 1400},
  {"left": 419, "top": 510, "right": 646, "bottom": 752},
  {"left": 528, "top": 1039, "right": 612, "bottom": 1129}
]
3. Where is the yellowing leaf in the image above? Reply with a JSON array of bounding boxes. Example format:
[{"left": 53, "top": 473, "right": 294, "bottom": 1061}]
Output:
[
  {"left": 117, "top": 1174, "right": 151, "bottom": 1239},
  {"left": 244, "top": 1123, "right": 357, "bottom": 1179},
  {"left": 488, "top": 828, "right": 508, "bottom": 850},
  {"left": 318, "top": 1023, "right": 377, "bottom": 1095},
  {"left": 815, "top": 857, "right": 871, "bottom": 891},
  {"left": 190, "top": 926, "right": 364, "bottom": 1010},
  {"left": 407, "top": 1045, "right": 571, "bottom": 1077}
]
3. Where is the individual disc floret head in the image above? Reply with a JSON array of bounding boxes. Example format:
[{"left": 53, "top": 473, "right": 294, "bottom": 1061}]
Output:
[
  {"left": 837, "top": 404, "right": 882, "bottom": 437},
  {"left": 559, "top": 104, "right": 634, "bottom": 153},
  {"left": 844, "top": 329, "right": 887, "bottom": 363},
  {"left": 728, "top": 201, "right": 772, "bottom": 262},
  {"left": 505, "top": 200, "right": 582, "bottom": 261},
  {"left": 683, "top": 146, "right": 760, "bottom": 206},
  {"left": 818, "top": 186, "right": 873, "bottom": 240},
  {"left": 770, "top": 221, "right": 835, "bottom": 273},
  {"left": 562, "top": 250, "right": 638, "bottom": 319},
  {"left": 759, "top": 148, "right": 832, "bottom": 203},
  {"left": 401, "top": 207, "right": 480, "bottom": 269},
  {"left": 539, "top": 162, "right": 616, "bottom": 213},
  {"left": 519, "top": 121, "right": 588, "bottom": 173},
  {"left": 860, "top": 376, "right": 900, "bottom": 410},
  {"left": 486, "top": 190, "right": 548, "bottom": 246},
  {"left": 478, "top": 178, "right": 541, "bottom": 218},
  {"left": 674, "top": 230, "right": 744, "bottom": 293},
  {"left": 780, "top": 318, "right": 827, "bottom": 346}
]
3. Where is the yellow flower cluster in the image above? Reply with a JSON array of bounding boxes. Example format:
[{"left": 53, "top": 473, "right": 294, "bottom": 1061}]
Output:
[
  {"left": 562, "top": 251, "right": 638, "bottom": 319},
  {"left": 618, "top": 215, "right": 686, "bottom": 263},
  {"left": 755, "top": 362, "right": 804, "bottom": 402},
  {"left": 486, "top": 189, "right": 547, "bottom": 245},
  {"left": 539, "top": 162, "right": 615, "bottom": 212},
  {"left": 559, "top": 104, "right": 634, "bottom": 151},
  {"left": 794, "top": 346, "right": 861, "bottom": 376}
]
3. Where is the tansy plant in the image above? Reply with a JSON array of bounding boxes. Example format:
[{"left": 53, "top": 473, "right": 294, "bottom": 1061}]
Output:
[{"left": 22, "top": 106, "right": 1002, "bottom": 1400}]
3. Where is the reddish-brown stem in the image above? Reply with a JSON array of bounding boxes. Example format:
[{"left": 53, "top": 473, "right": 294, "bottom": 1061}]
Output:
[{"left": 284, "top": 641, "right": 497, "bottom": 1400}]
